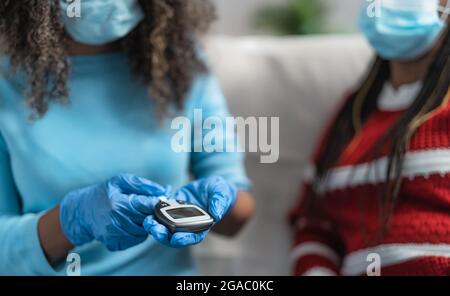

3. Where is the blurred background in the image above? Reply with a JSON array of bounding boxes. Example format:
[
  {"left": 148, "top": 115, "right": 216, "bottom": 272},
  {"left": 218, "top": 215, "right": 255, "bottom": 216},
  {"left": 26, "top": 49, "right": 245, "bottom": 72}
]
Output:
[
  {"left": 194, "top": 0, "right": 373, "bottom": 276},
  {"left": 211, "top": 0, "right": 361, "bottom": 36}
]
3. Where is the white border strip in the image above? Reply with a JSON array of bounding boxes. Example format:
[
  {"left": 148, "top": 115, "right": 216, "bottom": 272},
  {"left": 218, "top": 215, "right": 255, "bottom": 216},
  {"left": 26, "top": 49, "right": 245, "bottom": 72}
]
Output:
[
  {"left": 291, "top": 242, "right": 340, "bottom": 266},
  {"left": 304, "top": 149, "right": 450, "bottom": 193},
  {"left": 342, "top": 243, "right": 450, "bottom": 276}
]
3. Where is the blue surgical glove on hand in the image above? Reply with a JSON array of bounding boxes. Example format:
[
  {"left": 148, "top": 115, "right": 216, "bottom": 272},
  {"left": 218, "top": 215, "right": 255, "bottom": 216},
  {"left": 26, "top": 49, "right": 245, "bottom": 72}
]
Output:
[
  {"left": 143, "top": 176, "right": 237, "bottom": 248},
  {"left": 60, "top": 174, "right": 168, "bottom": 251}
]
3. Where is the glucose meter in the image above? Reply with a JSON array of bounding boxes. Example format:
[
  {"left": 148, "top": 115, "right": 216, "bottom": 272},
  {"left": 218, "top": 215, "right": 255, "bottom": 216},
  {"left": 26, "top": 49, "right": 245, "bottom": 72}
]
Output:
[{"left": 154, "top": 197, "right": 214, "bottom": 233}]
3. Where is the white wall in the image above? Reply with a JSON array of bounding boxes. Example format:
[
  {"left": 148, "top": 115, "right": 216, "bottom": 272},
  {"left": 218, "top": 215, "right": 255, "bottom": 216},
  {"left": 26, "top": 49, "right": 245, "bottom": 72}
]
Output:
[{"left": 211, "top": 0, "right": 362, "bottom": 35}]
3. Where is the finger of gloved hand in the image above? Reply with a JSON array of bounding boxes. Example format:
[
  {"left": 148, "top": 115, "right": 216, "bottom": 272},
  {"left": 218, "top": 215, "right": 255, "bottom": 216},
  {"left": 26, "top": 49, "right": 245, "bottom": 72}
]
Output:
[
  {"left": 143, "top": 216, "right": 171, "bottom": 247},
  {"left": 206, "top": 178, "right": 237, "bottom": 221},
  {"left": 129, "top": 194, "right": 161, "bottom": 216},
  {"left": 110, "top": 195, "right": 148, "bottom": 225},
  {"left": 111, "top": 174, "right": 167, "bottom": 196},
  {"left": 143, "top": 216, "right": 208, "bottom": 248},
  {"left": 170, "top": 231, "right": 208, "bottom": 247},
  {"left": 207, "top": 192, "right": 232, "bottom": 221},
  {"left": 173, "top": 189, "right": 192, "bottom": 204},
  {"left": 111, "top": 211, "right": 148, "bottom": 237}
]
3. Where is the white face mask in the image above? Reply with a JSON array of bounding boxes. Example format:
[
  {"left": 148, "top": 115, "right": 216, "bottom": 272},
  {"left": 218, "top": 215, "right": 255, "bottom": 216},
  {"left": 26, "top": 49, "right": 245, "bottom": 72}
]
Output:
[{"left": 60, "top": 0, "right": 145, "bottom": 45}]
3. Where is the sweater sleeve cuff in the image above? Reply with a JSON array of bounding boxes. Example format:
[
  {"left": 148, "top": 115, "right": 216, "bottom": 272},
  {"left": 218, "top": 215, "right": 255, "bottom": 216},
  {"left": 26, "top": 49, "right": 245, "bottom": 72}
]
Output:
[{"left": 23, "top": 213, "right": 59, "bottom": 275}]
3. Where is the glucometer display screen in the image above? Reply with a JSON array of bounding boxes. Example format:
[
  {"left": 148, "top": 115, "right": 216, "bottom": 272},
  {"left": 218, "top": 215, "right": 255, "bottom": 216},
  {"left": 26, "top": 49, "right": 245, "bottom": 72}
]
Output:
[{"left": 166, "top": 208, "right": 204, "bottom": 219}]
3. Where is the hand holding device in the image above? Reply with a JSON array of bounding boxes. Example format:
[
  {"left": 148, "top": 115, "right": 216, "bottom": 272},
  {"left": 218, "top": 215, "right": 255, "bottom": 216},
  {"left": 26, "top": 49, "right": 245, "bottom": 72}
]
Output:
[
  {"left": 154, "top": 197, "right": 214, "bottom": 233},
  {"left": 143, "top": 176, "right": 237, "bottom": 248},
  {"left": 60, "top": 174, "right": 168, "bottom": 251},
  {"left": 172, "top": 176, "right": 237, "bottom": 221}
]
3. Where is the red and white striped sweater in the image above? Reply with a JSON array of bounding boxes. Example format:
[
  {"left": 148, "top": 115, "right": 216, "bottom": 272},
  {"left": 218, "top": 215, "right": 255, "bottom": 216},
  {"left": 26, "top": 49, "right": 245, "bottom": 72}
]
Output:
[{"left": 290, "top": 83, "right": 450, "bottom": 276}]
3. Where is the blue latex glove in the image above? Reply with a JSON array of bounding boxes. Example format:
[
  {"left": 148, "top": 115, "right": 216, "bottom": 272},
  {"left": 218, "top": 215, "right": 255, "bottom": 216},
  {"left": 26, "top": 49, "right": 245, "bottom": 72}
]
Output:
[
  {"left": 143, "top": 176, "right": 237, "bottom": 248},
  {"left": 60, "top": 174, "right": 169, "bottom": 251}
]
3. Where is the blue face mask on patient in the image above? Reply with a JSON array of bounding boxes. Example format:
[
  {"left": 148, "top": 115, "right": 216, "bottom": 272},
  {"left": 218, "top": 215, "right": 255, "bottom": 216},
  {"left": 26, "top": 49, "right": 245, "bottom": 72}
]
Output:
[
  {"left": 59, "top": 0, "right": 145, "bottom": 45},
  {"left": 358, "top": 0, "right": 446, "bottom": 61}
]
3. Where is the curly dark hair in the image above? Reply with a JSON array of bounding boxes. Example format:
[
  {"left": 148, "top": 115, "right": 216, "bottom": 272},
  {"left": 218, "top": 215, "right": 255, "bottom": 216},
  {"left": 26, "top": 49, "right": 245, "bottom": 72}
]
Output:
[{"left": 0, "top": 0, "right": 216, "bottom": 117}]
